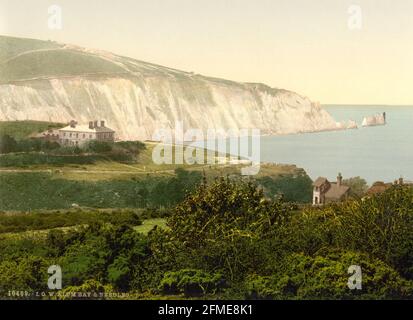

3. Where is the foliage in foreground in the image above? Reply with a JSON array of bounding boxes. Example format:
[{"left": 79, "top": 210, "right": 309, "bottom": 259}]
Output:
[{"left": 0, "top": 179, "right": 413, "bottom": 300}]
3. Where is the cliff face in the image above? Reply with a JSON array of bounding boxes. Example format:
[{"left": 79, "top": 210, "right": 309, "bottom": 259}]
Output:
[
  {"left": 0, "top": 36, "right": 339, "bottom": 140},
  {"left": 362, "top": 113, "right": 386, "bottom": 127}
]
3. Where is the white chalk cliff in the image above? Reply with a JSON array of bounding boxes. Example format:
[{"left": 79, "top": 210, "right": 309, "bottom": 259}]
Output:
[
  {"left": 362, "top": 113, "right": 386, "bottom": 127},
  {"left": 0, "top": 36, "right": 341, "bottom": 141}
]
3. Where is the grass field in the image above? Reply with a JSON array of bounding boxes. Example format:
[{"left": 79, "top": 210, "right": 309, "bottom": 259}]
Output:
[
  {"left": 0, "top": 120, "right": 64, "bottom": 140},
  {"left": 0, "top": 36, "right": 62, "bottom": 63},
  {"left": 0, "top": 46, "right": 126, "bottom": 82},
  {"left": 134, "top": 218, "right": 167, "bottom": 234}
]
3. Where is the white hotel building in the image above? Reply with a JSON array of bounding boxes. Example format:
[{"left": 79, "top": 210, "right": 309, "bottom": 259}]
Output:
[{"left": 58, "top": 120, "right": 115, "bottom": 146}]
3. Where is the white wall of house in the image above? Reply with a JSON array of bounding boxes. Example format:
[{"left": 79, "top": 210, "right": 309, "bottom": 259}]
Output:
[
  {"left": 58, "top": 121, "right": 115, "bottom": 146},
  {"left": 313, "top": 188, "right": 322, "bottom": 205},
  {"left": 59, "top": 131, "right": 98, "bottom": 146}
]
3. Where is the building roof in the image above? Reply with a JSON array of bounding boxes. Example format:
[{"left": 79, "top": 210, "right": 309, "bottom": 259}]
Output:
[
  {"left": 59, "top": 124, "right": 115, "bottom": 133},
  {"left": 366, "top": 181, "right": 393, "bottom": 195},
  {"left": 313, "top": 177, "right": 328, "bottom": 187},
  {"left": 33, "top": 129, "right": 60, "bottom": 138},
  {"left": 325, "top": 183, "right": 350, "bottom": 200}
]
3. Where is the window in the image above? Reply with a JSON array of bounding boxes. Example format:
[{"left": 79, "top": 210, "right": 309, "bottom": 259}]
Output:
[{"left": 83, "top": 134, "right": 85, "bottom": 138}]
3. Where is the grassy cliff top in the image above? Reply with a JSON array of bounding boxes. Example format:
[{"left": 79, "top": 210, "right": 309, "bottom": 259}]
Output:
[
  {"left": 0, "top": 36, "right": 62, "bottom": 63},
  {"left": 0, "top": 120, "right": 64, "bottom": 140}
]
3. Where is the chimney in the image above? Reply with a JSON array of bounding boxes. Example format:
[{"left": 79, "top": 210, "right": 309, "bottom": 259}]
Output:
[
  {"left": 399, "top": 177, "right": 404, "bottom": 185},
  {"left": 101, "top": 120, "right": 105, "bottom": 127},
  {"left": 89, "top": 121, "right": 94, "bottom": 129},
  {"left": 337, "top": 173, "right": 343, "bottom": 187},
  {"left": 70, "top": 120, "right": 77, "bottom": 128},
  {"left": 94, "top": 120, "right": 98, "bottom": 128}
]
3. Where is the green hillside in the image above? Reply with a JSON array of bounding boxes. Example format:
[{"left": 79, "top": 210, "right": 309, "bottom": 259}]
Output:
[
  {"left": 0, "top": 35, "right": 62, "bottom": 63},
  {"left": 0, "top": 48, "right": 126, "bottom": 82},
  {"left": 0, "top": 120, "right": 64, "bottom": 140}
]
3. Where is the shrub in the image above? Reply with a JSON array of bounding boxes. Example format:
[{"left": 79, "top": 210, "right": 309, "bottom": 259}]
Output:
[
  {"left": 107, "top": 255, "right": 131, "bottom": 291},
  {"left": 0, "top": 256, "right": 51, "bottom": 295},
  {"left": 84, "top": 140, "right": 113, "bottom": 153},
  {"left": 342, "top": 176, "right": 369, "bottom": 198},
  {"left": 332, "top": 186, "right": 413, "bottom": 279},
  {"left": 58, "top": 280, "right": 114, "bottom": 300},
  {"left": 160, "top": 269, "right": 226, "bottom": 297},
  {"left": 115, "top": 141, "right": 145, "bottom": 154},
  {"left": 0, "top": 134, "right": 18, "bottom": 153},
  {"left": 245, "top": 250, "right": 413, "bottom": 300},
  {"left": 60, "top": 235, "right": 110, "bottom": 286},
  {"left": 257, "top": 174, "right": 313, "bottom": 203}
]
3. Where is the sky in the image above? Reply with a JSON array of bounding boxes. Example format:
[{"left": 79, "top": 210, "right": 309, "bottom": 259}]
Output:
[{"left": 0, "top": 0, "right": 412, "bottom": 105}]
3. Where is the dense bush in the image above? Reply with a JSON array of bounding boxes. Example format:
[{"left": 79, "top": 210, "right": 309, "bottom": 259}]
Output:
[
  {"left": 0, "top": 134, "right": 61, "bottom": 154},
  {"left": 50, "top": 223, "right": 150, "bottom": 291},
  {"left": 16, "top": 138, "right": 60, "bottom": 153},
  {"left": 0, "top": 136, "right": 146, "bottom": 165},
  {"left": 0, "top": 209, "right": 143, "bottom": 234},
  {"left": 146, "top": 178, "right": 293, "bottom": 289},
  {"left": 58, "top": 280, "right": 114, "bottom": 300},
  {"left": 258, "top": 174, "right": 313, "bottom": 203},
  {"left": 0, "top": 153, "right": 100, "bottom": 167},
  {"left": 145, "top": 181, "right": 413, "bottom": 299},
  {"left": 342, "top": 176, "right": 369, "bottom": 198},
  {"left": 115, "top": 141, "right": 146, "bottom": 156},
  {"left": 246, "top": 250, "right": 412, "bottom": 300},
  {"left": 332, "top": 186, "right": 413, "bottom": 279},
  {"left": 160, "top": 269, "right": 226, "bottom": 297},
  {"left": 84, "top": 140, "right": 113, "bottom": 153},
  {"left": 0, "top": 134, "right": 18, "bottom": 153},
  {"left": 1, "top": 180, "right": 413, "bottom": 300},
  {"left": 0, "top": 256, "right": 51, "bottom": 293}
]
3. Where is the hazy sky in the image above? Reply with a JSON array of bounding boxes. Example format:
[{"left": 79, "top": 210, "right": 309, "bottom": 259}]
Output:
[{"left": 0, "top": 0, "right": 412, "bottom": 105}]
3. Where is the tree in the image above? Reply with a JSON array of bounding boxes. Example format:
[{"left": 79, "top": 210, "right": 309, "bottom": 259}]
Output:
[
  {"left": 333, "top": 186, "right": 413, "bottom": 279},
  {"left": 108, "top": 255, "right": 131, "bottom": 291},
  {"left": 258, "top": 173, "right": 313, "bottom": 203},
  {"left": 343, "top": 176, "right": 369, "bottom": 198},
  {"left": 0, "top": 256, "right": 50, "bottom": 294},
  {"left": 0, "top": 134, "right": 18, "bottom": 154},
  {"left": 60, "top": 235, "right": 110, "bottom": 286},
  {"left": 149, "top": 178, "right": 293, "bottom": 282}
]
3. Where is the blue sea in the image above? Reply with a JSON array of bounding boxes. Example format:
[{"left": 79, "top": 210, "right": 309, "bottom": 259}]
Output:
[{"left": 260, "top": 105, "right": 413, "bottom": 184}]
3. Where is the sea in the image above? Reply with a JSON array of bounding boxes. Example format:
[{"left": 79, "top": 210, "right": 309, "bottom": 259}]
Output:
[{"left": 260, "top": 105, "right": 413, "bottom": 184}]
